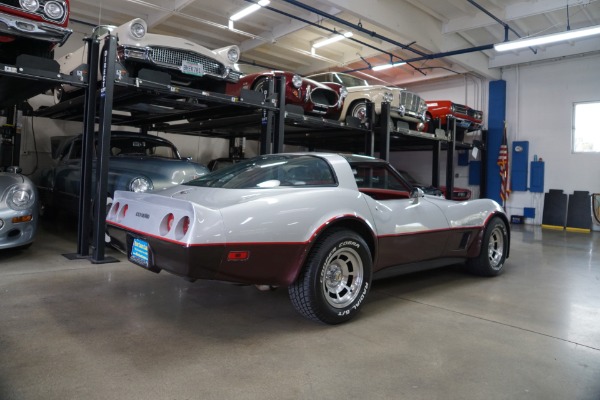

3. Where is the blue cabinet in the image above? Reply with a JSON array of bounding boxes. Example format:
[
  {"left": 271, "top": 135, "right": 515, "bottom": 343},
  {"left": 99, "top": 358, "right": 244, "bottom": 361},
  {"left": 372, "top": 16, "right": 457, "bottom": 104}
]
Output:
[{"left": 530, "top": 161, "right": 544, "bottom": 193}]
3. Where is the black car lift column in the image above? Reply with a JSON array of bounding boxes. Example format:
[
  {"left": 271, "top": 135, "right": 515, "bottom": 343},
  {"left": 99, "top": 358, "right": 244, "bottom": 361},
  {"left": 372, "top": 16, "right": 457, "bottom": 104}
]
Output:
[
  {"left": 66, "top": 33, "right": 118, "bottom": 264},
  {"left": 73, "top": 36, "right": 99, "bottom": 259},
  {"left": 89, "top": 34, "right": 119, "bottom": 263}
]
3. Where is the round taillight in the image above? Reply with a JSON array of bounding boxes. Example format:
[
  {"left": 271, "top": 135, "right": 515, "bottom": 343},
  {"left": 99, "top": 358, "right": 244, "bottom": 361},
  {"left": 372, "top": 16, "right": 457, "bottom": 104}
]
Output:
[
  {"left": 112, "top": 201, "right": 120, "bottom": 216},
  {"left": 167, "top": 214, "right": 174, "bottom": 231},
  {"left": 174, "top": 216, "right": 190, "bottom": 240},
  {"left": 122, "top": 204, "right": 128, "bottom": 218},
  {"left": 182, "top": 216, "right": 190, "bottom": 235},
  {"left": 160, "top": 213, "right": 174, "bottom": 236}
]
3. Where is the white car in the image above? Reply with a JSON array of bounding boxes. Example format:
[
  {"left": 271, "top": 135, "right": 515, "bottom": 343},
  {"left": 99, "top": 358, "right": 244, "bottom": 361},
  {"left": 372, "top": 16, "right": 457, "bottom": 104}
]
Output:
[
  {"left": 54, "top": 18, "right": 241, "bottom": 101},
  {"left": 309, "top": 72, "right": 428, "bottom": 130},
  {"left": 106, "top": 153, "right": 510, "bottom": 324}
]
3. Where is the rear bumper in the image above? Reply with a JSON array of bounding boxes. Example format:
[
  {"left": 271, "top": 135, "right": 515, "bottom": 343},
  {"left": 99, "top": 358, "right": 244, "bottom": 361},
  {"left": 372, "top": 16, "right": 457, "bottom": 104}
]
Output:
[
  {"left": 107, "top": 223, "right": 308, "bottom": 286},
  {"left": 0, "top": 11, "right": 72, "bottom": 45}
]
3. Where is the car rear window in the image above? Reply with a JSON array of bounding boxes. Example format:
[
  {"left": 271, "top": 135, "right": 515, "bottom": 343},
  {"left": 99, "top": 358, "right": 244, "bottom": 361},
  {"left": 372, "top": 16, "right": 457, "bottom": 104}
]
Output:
[{"left": 186, "top": 155, "right": 336, "bottom": 189}]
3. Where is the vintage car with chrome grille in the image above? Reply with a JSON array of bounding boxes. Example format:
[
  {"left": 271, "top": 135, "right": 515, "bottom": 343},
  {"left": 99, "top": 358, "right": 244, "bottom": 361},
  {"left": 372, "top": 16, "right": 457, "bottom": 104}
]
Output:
[
  {"left": 0, "top": 167, "right": 38, "bottom": 250},
  {"left": 106, "top": 153, "right": 510, "bottom": 324},
  {"left": 37, "top": 132, "right": 209, "bottom": 215},
  {"left": 55, "top": 18, "right": 241, "bottom": 100},
  {"left": 425, "top": 100, "right": 484, "bottom": 136},
  {"left": 226, "top": 71, "right": 347, "bottom": 117},
  {"left": 309, "top": 72, "right": 427, "bottom": 130},
  {"left": 0, "top": 0, "right": 72, "bottom": 64}
]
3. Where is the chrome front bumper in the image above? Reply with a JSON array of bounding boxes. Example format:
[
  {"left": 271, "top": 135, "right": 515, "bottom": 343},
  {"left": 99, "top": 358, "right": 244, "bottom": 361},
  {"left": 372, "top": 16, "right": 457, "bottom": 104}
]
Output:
[
  {"left": 0, "top": 11, "right": 72, "bottom": 46},
  {"left": 119, "top": 45, "right": 241, "bottom": 83}
]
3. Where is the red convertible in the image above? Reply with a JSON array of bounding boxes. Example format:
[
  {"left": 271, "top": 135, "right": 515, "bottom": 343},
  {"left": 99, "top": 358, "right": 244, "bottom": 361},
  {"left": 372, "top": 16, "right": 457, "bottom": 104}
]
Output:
[
  {"left": 0, "top": 0, "right": 72, "bottom": 63},
  {"left": 425, "top": 100, "right": 483, "bottom": 137},
  {"left": 226, "top": 71, "right": 346, "bottom": 117}
]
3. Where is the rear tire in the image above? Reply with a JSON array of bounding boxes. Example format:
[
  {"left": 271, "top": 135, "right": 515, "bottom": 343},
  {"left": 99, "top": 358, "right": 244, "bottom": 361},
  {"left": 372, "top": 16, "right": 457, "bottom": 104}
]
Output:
[
  {"left": 289, "top": 229, "right": 372, "bottom": 324},
  {"left": 467, "top": 217, "right": 508, "bottom": 276}
]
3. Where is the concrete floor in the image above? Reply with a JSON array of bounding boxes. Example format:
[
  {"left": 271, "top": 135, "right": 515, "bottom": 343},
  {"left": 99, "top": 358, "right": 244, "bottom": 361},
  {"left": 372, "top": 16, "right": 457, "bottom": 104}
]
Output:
[{"left": 1, "top": 220, "right": 599, "bottom": 400}]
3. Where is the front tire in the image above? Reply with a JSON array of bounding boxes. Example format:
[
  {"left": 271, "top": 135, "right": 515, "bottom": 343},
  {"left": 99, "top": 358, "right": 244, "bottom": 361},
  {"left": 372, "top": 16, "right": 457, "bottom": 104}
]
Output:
[
  {"left": 467, "top": 217, "right": 508, "bottom": 276},
  {"left": 289, "top": 229, "right": 372, "bottom": 324}
]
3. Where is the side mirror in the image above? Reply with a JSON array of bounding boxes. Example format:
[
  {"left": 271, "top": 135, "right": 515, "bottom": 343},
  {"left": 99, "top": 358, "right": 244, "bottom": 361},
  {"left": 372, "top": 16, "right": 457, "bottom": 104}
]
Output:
[{"left": 410, "top": 187, "right": 425, "bottom": 204}]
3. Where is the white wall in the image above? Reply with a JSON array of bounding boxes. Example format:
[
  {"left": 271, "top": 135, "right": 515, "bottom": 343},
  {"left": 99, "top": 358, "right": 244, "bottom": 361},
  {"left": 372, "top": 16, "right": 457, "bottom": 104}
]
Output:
[{"left": 502, "top": 53, "right": 600, "bottom": 224}]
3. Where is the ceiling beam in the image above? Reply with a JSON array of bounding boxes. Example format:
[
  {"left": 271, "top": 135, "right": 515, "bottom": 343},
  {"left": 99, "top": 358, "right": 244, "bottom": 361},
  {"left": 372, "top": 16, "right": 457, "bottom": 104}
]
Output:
[
  {"left": 313, "top": 0, "right": 500, "bottom": 80},
  {"left": 239, "top": 6, "right": 342, "bottom": 52},
  {"left": 146, "top": 0, "right": 197, "bottom": 27},
  {"left": 443, "top": 0, "right": 597, "bottom": 34}
]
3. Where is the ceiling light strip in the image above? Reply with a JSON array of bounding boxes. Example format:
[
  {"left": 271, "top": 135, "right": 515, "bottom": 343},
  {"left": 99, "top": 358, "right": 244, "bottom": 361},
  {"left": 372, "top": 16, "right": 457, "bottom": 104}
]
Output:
[{"left": 494, "top": 24, "right": 600, "bottom": 51}]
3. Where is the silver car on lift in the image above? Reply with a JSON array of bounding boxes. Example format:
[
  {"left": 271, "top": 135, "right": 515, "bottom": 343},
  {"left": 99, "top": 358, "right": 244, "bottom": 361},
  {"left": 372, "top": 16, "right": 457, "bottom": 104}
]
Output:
[{"left": 0, "top": 167, "right": 38, "bottom": 250}]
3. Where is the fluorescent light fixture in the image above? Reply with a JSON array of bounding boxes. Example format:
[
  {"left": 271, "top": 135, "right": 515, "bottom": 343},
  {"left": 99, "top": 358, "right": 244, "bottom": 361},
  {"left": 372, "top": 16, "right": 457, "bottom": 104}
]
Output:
[
  {"left": 494, "top": 24, "right": 600, "bottom": 52},
  {"left": 312, "top": 31, "right": 353, "bottom": 49},
  {"left": 372, "top": 61, "right": 406, "bottom": 71},
  {"left": 230, "top": 0, "right": 270, "bottom": 22}
]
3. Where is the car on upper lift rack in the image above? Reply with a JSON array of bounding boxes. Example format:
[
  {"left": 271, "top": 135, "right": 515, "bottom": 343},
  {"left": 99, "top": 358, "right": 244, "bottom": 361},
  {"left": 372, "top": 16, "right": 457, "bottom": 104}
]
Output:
[
  {"left": 425, "top": 100, "right": 484, "bottom": 139},
  {"left": 48, "top": 18, "right": 242, "bottom": 103},
  {"left": 226, "top": 70, "right": 347, "bottom": 117},
  {"left": 0, "top": 0, "right": 72, "bottom": 64},
  {"left": 308, "top": 71, "right": 428, "bottom": 130}
]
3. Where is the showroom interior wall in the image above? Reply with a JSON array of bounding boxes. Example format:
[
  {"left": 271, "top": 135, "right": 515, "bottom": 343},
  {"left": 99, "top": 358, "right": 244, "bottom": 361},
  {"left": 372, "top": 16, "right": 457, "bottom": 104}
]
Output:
[{"left": 502, "top": 52, "right": 600, "bottom": 223}]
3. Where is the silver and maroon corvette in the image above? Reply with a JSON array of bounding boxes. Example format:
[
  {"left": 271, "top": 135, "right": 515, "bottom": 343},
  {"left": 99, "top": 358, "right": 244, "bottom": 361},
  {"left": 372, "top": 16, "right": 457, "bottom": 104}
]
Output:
[{"left": 106, "top": 153, "right": 510, "bottom": 324}]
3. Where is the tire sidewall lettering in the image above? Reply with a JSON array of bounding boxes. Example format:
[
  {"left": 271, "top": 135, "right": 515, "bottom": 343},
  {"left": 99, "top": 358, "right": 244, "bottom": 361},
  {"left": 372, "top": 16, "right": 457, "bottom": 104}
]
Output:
[{"left": 317, "top": 238, "right": 369, "bottom": 318}]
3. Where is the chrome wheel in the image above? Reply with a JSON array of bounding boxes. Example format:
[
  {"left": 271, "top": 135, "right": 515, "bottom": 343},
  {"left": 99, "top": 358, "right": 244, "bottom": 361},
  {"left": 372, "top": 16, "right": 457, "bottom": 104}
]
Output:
[
  {"left": 321, "top": 247, "right": 364, "bottom": 308},
  {"left": 289, "top": 229, "right": 372, "bottom": 324},
  {"left": 467, "top": 217, "right": 508, "bottom": 276},
  {"left": 351, "top": 102, "right": 367, "bottom": 120},
  {"left": 488, "top": 226, "right": 505, "bottom": 270}
]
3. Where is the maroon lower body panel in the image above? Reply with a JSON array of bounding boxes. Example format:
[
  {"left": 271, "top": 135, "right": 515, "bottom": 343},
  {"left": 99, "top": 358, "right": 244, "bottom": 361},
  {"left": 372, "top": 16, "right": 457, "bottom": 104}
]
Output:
[
  {"left": 108, "top": 225, "right": 309, "bottom": 286},
  {"left": 375, "top": 227, "right": 483, "bottom": 272}
]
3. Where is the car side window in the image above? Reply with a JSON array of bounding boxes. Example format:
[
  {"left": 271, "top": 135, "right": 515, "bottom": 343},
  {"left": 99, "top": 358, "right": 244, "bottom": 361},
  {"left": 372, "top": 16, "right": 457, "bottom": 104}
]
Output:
[{"left": 352, "top": 164, "right": 409, "bottom": 191}]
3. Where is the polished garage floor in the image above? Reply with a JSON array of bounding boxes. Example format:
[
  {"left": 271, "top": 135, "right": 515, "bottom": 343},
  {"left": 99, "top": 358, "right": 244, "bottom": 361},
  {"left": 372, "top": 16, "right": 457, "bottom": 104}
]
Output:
[{"left": 1, "top": 221, "right": 599, "bottom": 400}]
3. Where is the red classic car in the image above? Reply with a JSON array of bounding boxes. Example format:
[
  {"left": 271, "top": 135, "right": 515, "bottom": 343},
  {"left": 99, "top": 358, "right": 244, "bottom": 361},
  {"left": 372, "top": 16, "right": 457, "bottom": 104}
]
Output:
[
  {"left": 226, "top": 71, "right": 346, "bottom": 117},
  {"left": 0, "top": 0, "right": 72, "bottom": 63},
  {"left": 425, "top": 100, "right": 483, "bottom": 136}
]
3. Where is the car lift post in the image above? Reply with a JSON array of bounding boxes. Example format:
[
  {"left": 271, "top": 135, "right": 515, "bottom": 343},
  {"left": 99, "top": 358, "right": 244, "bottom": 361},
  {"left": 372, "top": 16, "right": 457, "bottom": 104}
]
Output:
[
  {"left": 432, "top": 142, "right": 441, "bottom": 187},
  {"left": 91, "top": 34, "right": 118, "bottom": 263},
  {"left": 259, "top": 77, "right": 275, "bottom": 155},
  {"left": 75, "top": 36, "right": 99, "bottom": 258},
  {"left": 273, "top": 75, "right": 286, "bottom": 154},
  {"left": 365, "top": 101, "right": 375, "bottom": 156},
  {"left": 378, "top": 102, "right": 391, "bottom": 161},
  {"left": 445, "top": 117, "right": 456, "bottom": 200}
]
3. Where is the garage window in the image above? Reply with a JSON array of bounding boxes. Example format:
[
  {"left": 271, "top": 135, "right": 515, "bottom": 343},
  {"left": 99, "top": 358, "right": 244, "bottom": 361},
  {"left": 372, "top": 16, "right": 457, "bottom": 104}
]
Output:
[{"left": 573, "top": 101, "right": 600, "bottom": 153}]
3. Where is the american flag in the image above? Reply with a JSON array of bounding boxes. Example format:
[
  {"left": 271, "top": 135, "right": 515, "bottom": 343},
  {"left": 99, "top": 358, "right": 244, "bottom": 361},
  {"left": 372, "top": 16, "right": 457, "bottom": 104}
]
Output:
[{"left": 498, "top": 122, "right": 510, "bottom": 205}]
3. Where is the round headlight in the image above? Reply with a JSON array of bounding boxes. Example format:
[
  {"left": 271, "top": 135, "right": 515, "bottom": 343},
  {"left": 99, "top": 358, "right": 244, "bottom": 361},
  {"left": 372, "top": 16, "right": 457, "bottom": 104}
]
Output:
[
  {"left": 44, "top": 1, "right": 65, "bottom": 19},
  {"left": 227, "top": 47, "right": 240, "bottom": 63},
  {"left": 383, "top": 92, "right": 393, "bottom": 103},
  {"left": 129, "top": 177, "right": 153, "bottom": 192},
  {"left": 7, "top": 186, "right": 35, "bottom": 211},
  {"left": 19, "top": 0, "right": 39, "bottom": 12},
  {"left": 291, "top": 74, "right": 303, "bottom": 89},
  {"left": 130, "top": 21, "right": 147, "bottom": 39}
]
